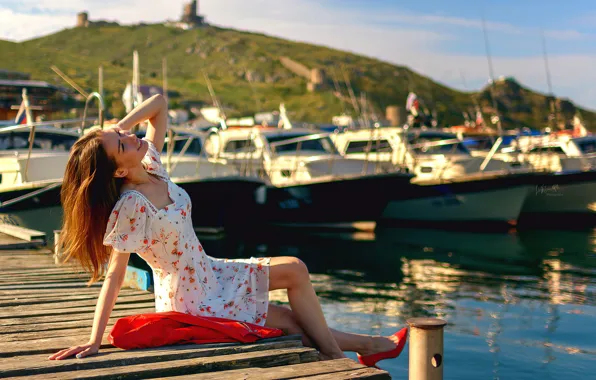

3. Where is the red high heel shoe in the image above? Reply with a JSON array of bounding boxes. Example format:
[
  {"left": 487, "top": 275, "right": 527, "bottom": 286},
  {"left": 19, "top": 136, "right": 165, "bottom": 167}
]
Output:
[{"left": 357, "top": 327, "right": 408, "bottom": 367}]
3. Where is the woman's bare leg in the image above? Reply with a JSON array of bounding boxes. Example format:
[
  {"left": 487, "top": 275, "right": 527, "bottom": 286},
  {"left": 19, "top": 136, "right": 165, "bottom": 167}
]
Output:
[
  {"left": 265, "top": 303, "right": 399, "bottom": 356},
  {"left": 268, "top": 256, "right": 346, "bottom": 359}
]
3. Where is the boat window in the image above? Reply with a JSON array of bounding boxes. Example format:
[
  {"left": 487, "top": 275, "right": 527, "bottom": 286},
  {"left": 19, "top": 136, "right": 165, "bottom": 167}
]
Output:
[
  {"left": 164, "top": 136, "right": 203, "bottom": 156},
  {"left": 266, "top": 134, "right": 338, "bottom": 155},
  {"left": 462, "top": 136, "right": 496, "bottom": 151},
  {"left": 0, "top": 131, "right": 78, "bottom": 150},
  {"left": 577, "top": 140, "right": 596, "bottom": 154},
  {"left": 224, "top": 139, "right": 256, "bottom": 153},
  {"left": 345, "top": 139, "right": 392, "bottom": 154},
  {"left": 528, "top": 146, "right": 565, "bottom": 154},
  {"left": 408, "top": 136, "right": 469, "bottom": 155}
]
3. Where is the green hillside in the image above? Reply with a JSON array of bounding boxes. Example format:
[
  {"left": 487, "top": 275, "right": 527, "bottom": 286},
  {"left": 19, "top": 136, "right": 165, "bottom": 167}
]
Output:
[{"left": 1, "top": 23, "right": 594, "bottom": 130}]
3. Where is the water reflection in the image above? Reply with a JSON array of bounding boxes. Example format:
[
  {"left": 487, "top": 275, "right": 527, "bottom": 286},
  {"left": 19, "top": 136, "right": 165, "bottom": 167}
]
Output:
[{"left": 201, "top": 226, "right": 596, "bottom": 379}]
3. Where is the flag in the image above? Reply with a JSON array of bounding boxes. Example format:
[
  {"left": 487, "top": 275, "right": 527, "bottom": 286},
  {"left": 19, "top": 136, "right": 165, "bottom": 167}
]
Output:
[
  {"left": 14, "top": 98, "right": 27, "bottom": 124},
  {"left": 475, "top": 110, "right": 484, "bottom": 127},
  {"left": 573, "top": 115, "right": 588, "bottom": 137}
]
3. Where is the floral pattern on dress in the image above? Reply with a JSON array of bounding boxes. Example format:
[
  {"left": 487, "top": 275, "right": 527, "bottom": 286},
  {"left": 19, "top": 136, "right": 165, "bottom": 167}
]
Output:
[{"left": 103, "top": 138, "right": 270, "bottom": 325}]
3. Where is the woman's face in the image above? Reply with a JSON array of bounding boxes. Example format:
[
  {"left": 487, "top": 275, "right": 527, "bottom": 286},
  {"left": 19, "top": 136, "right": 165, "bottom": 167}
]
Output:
[{"left": 101, "top": 127, "right": 148, "bottom": 173}]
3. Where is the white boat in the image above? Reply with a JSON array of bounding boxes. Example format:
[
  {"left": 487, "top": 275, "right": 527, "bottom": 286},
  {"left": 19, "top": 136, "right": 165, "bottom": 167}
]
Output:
[
  {"left": 204, "top": 126, "right": 416, "bottom": 229},
  {"left": 331, "top": 127, "right": 533, "bottom": 227},
  {"left": 514, "top": 134, "right": 596, "bottom": 222},
  {"left": 0, "top": 120, "right": 268, "bottom": 230}
]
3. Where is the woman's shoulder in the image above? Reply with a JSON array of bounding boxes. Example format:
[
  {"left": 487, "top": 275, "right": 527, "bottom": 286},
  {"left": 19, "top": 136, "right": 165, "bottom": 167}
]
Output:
[{"left": 113, "top": 189, "right": 156, "bottom": 215}]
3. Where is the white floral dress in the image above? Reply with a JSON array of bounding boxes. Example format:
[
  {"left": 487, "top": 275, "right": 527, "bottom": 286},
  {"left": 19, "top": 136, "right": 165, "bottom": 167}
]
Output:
[{"left": 104, "top": 139, "right": 270, "bottom": 325}]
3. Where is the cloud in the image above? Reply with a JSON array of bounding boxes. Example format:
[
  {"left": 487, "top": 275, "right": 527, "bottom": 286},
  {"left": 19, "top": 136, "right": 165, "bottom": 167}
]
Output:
[{"left": 0, "top": 8, "right": 73, "bottom": 41}]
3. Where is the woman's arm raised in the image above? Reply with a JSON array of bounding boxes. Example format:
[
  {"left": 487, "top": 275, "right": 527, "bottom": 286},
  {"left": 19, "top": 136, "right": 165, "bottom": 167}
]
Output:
[
  {"left": 117, "top": 94, "right": 168, "bottom": 152},
  {"left": 48, "top": 250, "right": 131, "bottom": 360}
]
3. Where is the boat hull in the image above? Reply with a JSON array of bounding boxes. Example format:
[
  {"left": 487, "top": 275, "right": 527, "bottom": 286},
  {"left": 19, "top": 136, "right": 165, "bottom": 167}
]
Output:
[
  {"left": 379, "top": 172, "right": 539, "bottom": 229},
  {"left": 262, "top": 172, "right": 415, "bottom": 230},
  {"left": 381, "top": 186, "right": 530, "bottom": 228},
  {"left": 519, "top": 170, "right": 596, "bottom": 227},
  {"left": 0, "top": 177, "right": 268, "bottom": 231},
  {"left": 174, "top": 176, "right": 267, "bottom": 230}
]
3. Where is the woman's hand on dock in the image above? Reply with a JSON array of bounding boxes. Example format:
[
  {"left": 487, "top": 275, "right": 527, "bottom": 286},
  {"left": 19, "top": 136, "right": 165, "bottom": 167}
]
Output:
[{"left": 48, "top": 342, "right": 100, "bottom": 360}]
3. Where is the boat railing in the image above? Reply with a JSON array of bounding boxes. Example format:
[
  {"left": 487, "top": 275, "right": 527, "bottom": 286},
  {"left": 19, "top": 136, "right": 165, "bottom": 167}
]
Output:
[
  {"left": 80, "top": 92, "right": 105, "bottom": 133},
  {"left": 480, "top": 136, "right": 503, "bottom": 171},
  {"left": 0, "top": 118, "right": 89, "bottom": 132}
]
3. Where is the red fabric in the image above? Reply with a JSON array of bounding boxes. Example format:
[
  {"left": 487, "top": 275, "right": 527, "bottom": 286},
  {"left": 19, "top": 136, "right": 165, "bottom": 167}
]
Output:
[{"left": 108, "top": 311, "right": 283, "bottom": 349}]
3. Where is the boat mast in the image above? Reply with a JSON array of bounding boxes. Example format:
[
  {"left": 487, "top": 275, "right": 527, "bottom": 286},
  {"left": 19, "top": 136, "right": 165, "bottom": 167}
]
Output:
[
  {"left": 341, "top": 66, "right": 364, "bottom": 128},
  {"left": 541, "top": 31, "right": 557, "bottom": 131},
  {"left": 202, "top": 70, "right": 227, "bottom": 130},
  {"left": 162, "top": 57, "right": 168, "bottom": 105},
  {"left": 481, "top": 13, "right": 503, "bottom": 135}
]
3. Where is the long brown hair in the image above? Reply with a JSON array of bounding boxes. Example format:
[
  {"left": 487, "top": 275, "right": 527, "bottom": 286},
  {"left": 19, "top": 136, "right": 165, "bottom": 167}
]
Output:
[{"left": 60, "top": 129, "right": 124, "bottom": 284}]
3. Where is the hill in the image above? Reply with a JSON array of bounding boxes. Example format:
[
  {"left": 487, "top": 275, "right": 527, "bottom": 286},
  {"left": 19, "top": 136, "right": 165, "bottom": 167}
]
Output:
[{"left": 0, "top": 23, "right": 594, "bottom": 130}]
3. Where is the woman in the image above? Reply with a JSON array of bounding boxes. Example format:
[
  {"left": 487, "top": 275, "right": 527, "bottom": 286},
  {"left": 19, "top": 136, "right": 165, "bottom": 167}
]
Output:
[{"left": 48, "top": 95, "right": 407, "bottom": 366}]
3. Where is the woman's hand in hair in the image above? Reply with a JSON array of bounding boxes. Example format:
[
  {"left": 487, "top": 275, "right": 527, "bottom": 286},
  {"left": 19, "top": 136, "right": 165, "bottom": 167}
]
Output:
[
  {"left": 48, "top": 341, "right": 100, "bottom": 360},
  {"left": 117, "top": 94, "right": 167, "bottom": 152}
]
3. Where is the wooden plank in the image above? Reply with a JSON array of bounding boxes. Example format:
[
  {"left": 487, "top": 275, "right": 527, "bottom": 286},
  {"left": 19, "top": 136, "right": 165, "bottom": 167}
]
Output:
[
  {"left": 0, "top": 271, "right": 91, "bottom": 281},
  {"left": 0, "top": 339, "right": 303, "bottom": 376},
  {"left": 0, "top": 253, "right": 51, "bottom": 259},
  {"left": 0, "top": 266, "right": 68, "bottom": 274},
  {"left": 0, "top": 299, "right": 154, "bottom": 333},
  {"left": 3, "top": 347, "right": 319, "bottom": 380},
  {"left": 0, "top": 311, "right": 158, "bottom": 356},
  {"left": 0, "top": 277, "right": 95, "bottom": 288},
  {"left": 2, "top": 323, "right": 116, "bottom": 342},
  {"left": 0, "top": 290, "right": 149, "bottom": 307},
  {"left": 0, "top": 247, "right": 51, "bottom": 254},
  {"left": 0, "top": 239, "right": 45, "bottom": 250},
  {"left": 0, "top": 294, "right": 154, "bottom": 315},
  {"left": 0, "top": 306, "right": 156, "bottom": 328},
  {"left": 0, "top": 275, "right": 88, "bottom": 285},
  {"left": 0, "top": 289, "right": 145, "bottom": 302},
  {"left": 0, "top": 261, "right": 57, "bottom": 272},
  {"left": 0, "top": 282, "right": 103, "bottom": 290},
  {"left": 0, "top": 290, "right": 103, "bottom": 299},
  {"left": 0, "top": 267, "right": 83, "bottom": 276},
  {"left": 293, "top": 368, "right": 390, "bottom": 379},
  {"left": 0, "top": 333, "right": 117, "bottom": 358},
  {"left": 0, "top": 224, "right": 45, "bottom": 242},
  {"left": 1, "top": 315, "right": 120, "bottom": 335},
  {"left": 0, "top": 301, "right": 155, "bottom": 319},
  {"left": 157, "top": 358, "right": 367, "bottom": 379}
]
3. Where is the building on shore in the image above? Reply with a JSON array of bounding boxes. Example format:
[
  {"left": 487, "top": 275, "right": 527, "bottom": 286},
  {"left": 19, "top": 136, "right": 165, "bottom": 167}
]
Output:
[
  {"left": 0, "top": 79, "right": 66, "bottom": 121},
  {"left": 0, "top": 70, "right": 30, "bottom": 81}
]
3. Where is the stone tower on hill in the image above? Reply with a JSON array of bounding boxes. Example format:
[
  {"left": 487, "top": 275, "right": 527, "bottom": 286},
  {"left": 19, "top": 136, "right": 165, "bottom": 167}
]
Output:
[{"left": 181, "top": 0, "right": 205, "bottom": 26}]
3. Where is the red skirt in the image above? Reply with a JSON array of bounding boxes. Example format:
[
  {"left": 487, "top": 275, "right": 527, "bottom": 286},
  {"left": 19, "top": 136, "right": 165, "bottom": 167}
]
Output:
[{"left": 108, "top": 311, "right": 284, "bottom": 349}]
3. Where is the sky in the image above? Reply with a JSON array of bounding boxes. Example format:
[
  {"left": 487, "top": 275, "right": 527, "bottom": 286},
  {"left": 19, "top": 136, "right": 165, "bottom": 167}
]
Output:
[{"left": 1, "top": 0, "right": 596, "bottom": 110}]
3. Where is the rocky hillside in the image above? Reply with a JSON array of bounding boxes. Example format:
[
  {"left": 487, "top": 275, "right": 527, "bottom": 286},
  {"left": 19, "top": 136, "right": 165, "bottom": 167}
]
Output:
[{"left": 0, "top": 23, "right": 593, "bottom": 130}]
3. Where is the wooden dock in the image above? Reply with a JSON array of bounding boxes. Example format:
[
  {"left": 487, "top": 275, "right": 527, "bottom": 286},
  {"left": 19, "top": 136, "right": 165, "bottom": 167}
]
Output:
[{"left": 0, "top": 230, "right": 391, "bottom": 379}]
